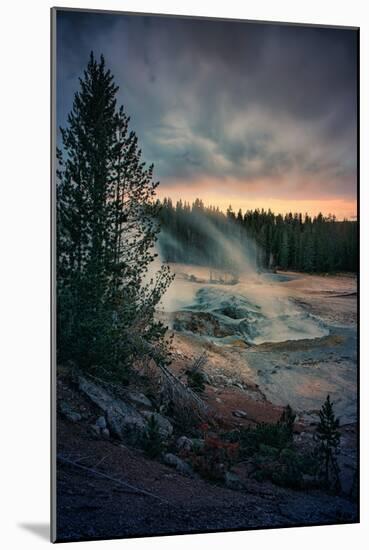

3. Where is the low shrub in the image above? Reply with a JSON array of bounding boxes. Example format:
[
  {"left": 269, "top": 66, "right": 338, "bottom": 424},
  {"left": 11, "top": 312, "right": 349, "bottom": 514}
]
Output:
[
  {"left": 142, "top": 415, "right": 165, "bottom": 459},
  {"left": 185, "top": 354, "right": 208, "bottom": 394},
  {"left": 187, "top": 425, "right": 239, "bottom": 480},
  {"left": 186, "top": 368, "right": 206, "bottom": 393},
  {"left": 228, "top": 421, "right": 293, "bottom": 458},
  {"left": 225, "top": 406, "right": 320, "bottom": 489}
]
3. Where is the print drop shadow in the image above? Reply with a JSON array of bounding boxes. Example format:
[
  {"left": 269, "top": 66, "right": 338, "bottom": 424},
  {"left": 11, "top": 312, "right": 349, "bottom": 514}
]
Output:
[{"left": 18, "top": 522, "right": 49, "bottom": 541}]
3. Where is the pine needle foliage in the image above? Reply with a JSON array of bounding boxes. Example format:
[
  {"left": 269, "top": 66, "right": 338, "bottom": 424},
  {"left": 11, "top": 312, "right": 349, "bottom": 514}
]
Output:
[
  {"left": 279, "top": 404, "right": 296, "bottom": 436},
  {"left": 316, "top": 395, "right": 341, "bottom": 491},
  {"left": 142, "top": 415, "right": 164, "bottom": 459},
  {"left": 57, "top": 52, "right": 173, "bottom": 379}
]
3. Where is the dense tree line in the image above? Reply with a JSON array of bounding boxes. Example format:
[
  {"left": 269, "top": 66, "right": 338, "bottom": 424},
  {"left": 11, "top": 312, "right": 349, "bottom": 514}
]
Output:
[
  {"left": 57, "top": 53, "right": 172, "bottom": 378},
  {"left": 157, "top": 198, "right": 357, "bottom": 273}
]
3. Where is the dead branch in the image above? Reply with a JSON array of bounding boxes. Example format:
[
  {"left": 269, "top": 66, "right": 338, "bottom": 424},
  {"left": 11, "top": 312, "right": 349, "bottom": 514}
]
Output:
[
  {"left": 128, "top": 333, "right": 209, "bottom": 420},
  {"left": 57, "top": 454, "right": 170, "bottom": 504}
]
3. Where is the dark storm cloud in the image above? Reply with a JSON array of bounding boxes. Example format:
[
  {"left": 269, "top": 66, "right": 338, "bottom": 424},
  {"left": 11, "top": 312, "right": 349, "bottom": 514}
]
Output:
[{"left": 56, "top": 10, "right": 357, "bottom": 200}]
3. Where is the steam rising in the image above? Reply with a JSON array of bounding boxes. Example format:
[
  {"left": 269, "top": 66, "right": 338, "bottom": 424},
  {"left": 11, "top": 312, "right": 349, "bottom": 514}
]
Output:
[{"left": 157, "top": 217, "right": 328, "bottom": 345}]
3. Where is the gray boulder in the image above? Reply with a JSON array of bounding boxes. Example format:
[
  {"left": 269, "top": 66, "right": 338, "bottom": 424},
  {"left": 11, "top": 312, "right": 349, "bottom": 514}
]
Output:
[
  {"left": 78, "top": 376, "right": 147, "bottom": 440},
  {"left": 122, "top": 390, "right": 153, "bottom": 410},
  {"left": 59, "top": 401, "right": 82, "bottom": 423},
  {"left": 163, "top": 453, "right": 194, "bottom": 476},
  {"left": 225, "top": 471, "right": 244, "bottom": 490},
  {"left": 176, "top": 435, "right": 193, "bottom": 453},
  {"left": 95, "top": 416, "right": 107, "bottom": 429},
  {"left": 90, "top": 424, "right": 110, "bottom": 440}
]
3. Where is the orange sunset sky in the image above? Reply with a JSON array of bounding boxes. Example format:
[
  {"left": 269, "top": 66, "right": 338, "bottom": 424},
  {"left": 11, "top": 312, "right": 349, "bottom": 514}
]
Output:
[
  {"left": 157, "top": 174, "right": 357, "bottom": 220},
  {"left": 157, "top": 189, "right": 357, "bottom": 220}
]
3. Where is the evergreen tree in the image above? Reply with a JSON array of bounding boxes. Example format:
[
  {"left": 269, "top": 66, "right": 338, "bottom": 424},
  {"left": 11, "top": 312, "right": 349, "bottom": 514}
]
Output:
[
  {"left": 279, "top": 404, "right": 296, "bottom": 437},
  {"left": 316, "top": 395, "right": 341, "bottom": 491},
  {"left": 142, "top": 415, "right": 164, "bottom": 458},
  {"left": 279, "top": 229, "right": 290, "bottom": 270},
  {"left": 57, "top": 52, "right": 173, "bottom": 378},
  {"left": 302, "top": 230, "right": 315, "bottom": 272}
]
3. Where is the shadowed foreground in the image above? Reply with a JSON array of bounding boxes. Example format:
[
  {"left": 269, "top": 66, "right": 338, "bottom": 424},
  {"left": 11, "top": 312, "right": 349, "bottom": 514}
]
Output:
[{"left": 56, "top": 420, "right": 357, "bottom": 542}]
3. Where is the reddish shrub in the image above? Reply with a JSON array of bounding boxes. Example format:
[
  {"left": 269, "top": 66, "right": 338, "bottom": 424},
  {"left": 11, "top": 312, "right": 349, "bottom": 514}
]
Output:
[{"left": 188, "top": 433, "right": 239, "bottom": 480}]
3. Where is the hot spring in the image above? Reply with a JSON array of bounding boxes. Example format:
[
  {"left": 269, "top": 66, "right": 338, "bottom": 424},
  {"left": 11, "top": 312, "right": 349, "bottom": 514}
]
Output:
[{"left": 160, "top": 265, "right": 329, "bottom": 346}]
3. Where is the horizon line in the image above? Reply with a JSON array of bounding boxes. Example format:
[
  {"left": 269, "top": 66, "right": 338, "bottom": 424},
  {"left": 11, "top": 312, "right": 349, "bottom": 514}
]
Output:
[{"left": 157, "top": 195, "right": 357, "bottom": 222}]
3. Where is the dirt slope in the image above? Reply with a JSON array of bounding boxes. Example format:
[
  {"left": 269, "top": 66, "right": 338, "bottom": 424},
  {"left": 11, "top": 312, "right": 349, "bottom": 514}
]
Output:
[{"left": 56, "top": 418, "right": 357, "bottom": 542}]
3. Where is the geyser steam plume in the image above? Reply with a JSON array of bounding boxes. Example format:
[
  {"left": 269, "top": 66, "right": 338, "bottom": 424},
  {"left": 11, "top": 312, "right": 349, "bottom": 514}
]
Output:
[{"left": 157, "top": 214, "right": 328, "bottom": 345}]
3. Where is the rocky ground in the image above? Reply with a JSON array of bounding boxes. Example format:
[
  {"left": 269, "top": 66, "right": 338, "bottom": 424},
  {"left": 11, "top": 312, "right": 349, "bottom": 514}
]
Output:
[
  {"left": 56, "top": 418, "right": 357, "bottom": 542},
  {"left": 55, "top": 271, "right": 358, "bottom": 542}
]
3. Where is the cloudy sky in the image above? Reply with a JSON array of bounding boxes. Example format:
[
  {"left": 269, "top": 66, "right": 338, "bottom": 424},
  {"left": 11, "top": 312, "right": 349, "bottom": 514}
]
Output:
[{"left": 56, "top": 10, "right": 358, "bottom": 219}]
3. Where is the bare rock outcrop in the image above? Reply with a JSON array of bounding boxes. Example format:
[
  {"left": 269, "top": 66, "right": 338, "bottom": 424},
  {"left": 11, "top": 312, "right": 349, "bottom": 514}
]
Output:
[
  {"left": 78, "top": 375, "right": 173, "bottom": 443},
  {"left": 78, "top": 376, "right": 147, "bottom": 441}
]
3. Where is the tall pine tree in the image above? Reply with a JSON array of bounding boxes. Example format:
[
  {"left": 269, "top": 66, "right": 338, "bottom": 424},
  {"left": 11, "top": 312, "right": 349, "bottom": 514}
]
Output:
[{"left": 57, "top": 53, "right": 173, "bottom": 378}]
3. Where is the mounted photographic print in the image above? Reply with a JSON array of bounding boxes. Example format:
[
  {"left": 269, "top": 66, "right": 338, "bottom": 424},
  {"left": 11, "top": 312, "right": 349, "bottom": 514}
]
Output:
[{"left": 51, "top": 7, "right": 359, "bottom": 543}]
